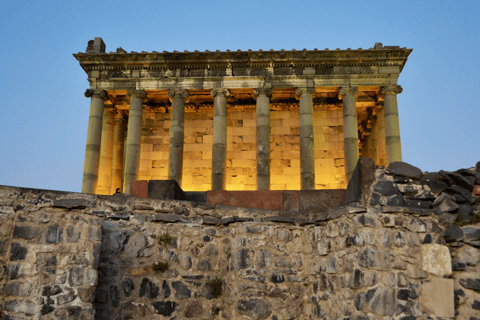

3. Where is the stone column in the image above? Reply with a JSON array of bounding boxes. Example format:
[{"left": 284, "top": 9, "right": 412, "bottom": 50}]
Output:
[
  {"left": 167, "top": 89, "right": 188, "bottom": 185},
  {"left": 123, "top": 90, "right": 146, "bottom": 194},
  {"left": 381, "top": 85, "right": 403, "bottom": 163},
  {"left": 254, "top": 88, "right": 271, "bottom": 190},
  {"left": 376, "top": 103, "right": 387, "bottom": 166},
  {"left": 211, "top": 88, "right": 229, "bottom": 190},
  {"left": 339, "top": 86, "right": 359, "bottom": 181},
  {"left": 82, "top": 89, "right": 107, "bottom": 194},
  {"left": 110, "top": 111, "right": 125, "bottom": 194},
  {"left": 370, "top": 115, "right": 379, "bottom": 164},
  {"left": 296, "top": 88, "right": 315, "bottom": 190},
  {"left": 96, "top": 107, "right": 115, "bottom": 195}
]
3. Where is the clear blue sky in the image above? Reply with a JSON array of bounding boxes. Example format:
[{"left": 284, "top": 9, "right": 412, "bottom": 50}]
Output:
[{"left": 1, "top": 0, "right": 479, "bottom": 192}]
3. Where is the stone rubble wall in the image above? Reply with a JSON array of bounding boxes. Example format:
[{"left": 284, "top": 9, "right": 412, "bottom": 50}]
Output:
[{"left": 0, "top": 160, "right": 479, "bottom": 319}]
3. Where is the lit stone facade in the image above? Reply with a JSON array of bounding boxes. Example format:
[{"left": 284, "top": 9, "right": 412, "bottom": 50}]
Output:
[{"left": 74, "top": 38, "right": 412, "bottom": 194}]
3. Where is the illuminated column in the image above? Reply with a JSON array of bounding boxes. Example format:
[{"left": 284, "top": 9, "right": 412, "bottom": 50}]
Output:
[
  {"left": 110, "top": 111, "right": 125, "bottom": 194},
  {"left": 123, "top": 89, "right": 146, "bottom": 194},
  {"left": 339, "top": 86, "right": 359, "bottom": 181},
  {"left": 381, "top": 85, "right": 403, "bottom": 163},
  {"left": 168, "top": 89, "right": 188, "bottom": 185},
  {"left": 376, "top": 101, "right": 387, "bottom": 166},
  {"left": 296, "top": 87, "right": 315, "bottom": 190},
  {"left": 82, "top": 89, "right": 107, "bottom": 194},
  {"left": 370, "top": 115, "right": 379, "bottom": 164},
  {"left": 96, "top": 107, "right": 115, "bottom": 195},
  {"left": 254, "top": 88, "right": 271, "bottom": 190},
  {"left": 211, "top": 88, "right": 229, "bottom": 190}
]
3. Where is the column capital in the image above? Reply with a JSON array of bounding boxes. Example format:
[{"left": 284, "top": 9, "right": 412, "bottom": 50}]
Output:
[
  {"left": 338, "top": 86, "right": 359, "bottom": 100},
  {"left": 127, "top": 89, "right": 147, "bottom": 100},
  {"left": 380, "top": 85, "right": 403, "bottom": 96},
  {"left": 84, "top": 89, "right": 107, "bottom": 99},
  {"left": 253, "top": 88, "right": 272, "bottom": 98},
  {"left": 168, "top": 89, "right": 189, "bottom": 101},
  {"left": 211, "top": 88, "right": 230, "bottom": 98},
  {"left": 295, "top": 87, "right": 315, "bottom": 100}
]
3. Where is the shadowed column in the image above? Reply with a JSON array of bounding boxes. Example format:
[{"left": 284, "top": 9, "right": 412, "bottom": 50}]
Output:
[
  {"left": 110, "top": 110, "right": 125, "bottom": 194},
  {"left": 254, "top": 88, "right": 271, "bottom": 190},
  {"left": 211, "top": 88, "right": 229, "bottom": 190},
  {"left": 370, "top": 115, "right": 379, "bottom": 164},
  {"left": 123, "top": 90, "right": 146, "bottom": 194},
  {"left": 381, "top": 85, "right": 403, "bottom": 163},
  {"left": 96, "top": 107, "right": 115, "bottom": 195},
  {"left": 339, "top": 86, "right": 359, "bottom": 181},
  {"left": 376, "top": 101, "right": 387, "bottom": 166},
  {"left": 296, "top": 87, "right": 316, "bottom": 190},
  {"left": 168, "top": 89, "right": 188, "bottom": 186},
  {"left": 82, "top": 89, "right": 107, "bottom": 193}
]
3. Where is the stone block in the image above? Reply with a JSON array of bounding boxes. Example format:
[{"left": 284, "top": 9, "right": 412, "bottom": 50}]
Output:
[
  {"left": 148, "top": 180, "right": 185, "bottom": 200},
  {"left": 420, "top": 244, "right": 451, "bottom": 276},
  {"left": 130, "top": 180, "right": 148, "bottom": 198},
  {"left": 347, "top": 157, "right": 376, "bottom": 206},
  {"left": 53, "top": 198, "right": 87, "bottom": 209},
  {"left": 419, "top": 277, "right": 454, "bottom": 318},
  {"left": 207, "top": 191, "right": 283, "bottom": 210},
  {"left": 299, "top": 190, "right": 348, "bottom": 213},
  {"left": 283, "top": 191, "right": 299, "bottom": 211}
]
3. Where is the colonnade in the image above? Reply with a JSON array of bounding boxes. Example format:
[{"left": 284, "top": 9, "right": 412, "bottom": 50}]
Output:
[{"left": 81, "top": 85, "right": 403, "bottom": 194}]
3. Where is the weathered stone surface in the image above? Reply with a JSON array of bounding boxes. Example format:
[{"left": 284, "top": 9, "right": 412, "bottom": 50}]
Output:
[
  {"left": 10, "top": 242, "right": 27, "bottom": 260},
  {"left": 184, "top": 300, "right": 203, "bottom": 318},
  {"left": 373, "top": 181, "right": 400, "bottom": 196},
  {"left": 197, "top": 259, "right": 211, "bottom": 271},
  {"left": 237, "top": 299, "right": 272, "bottom": 319},
  {"left": 172, "top": 281, "right": 191, "bottom": 299},
  {"left": 419, "top": 277, "right": 454, "bottom": 317},
  {"left": 53, "top": 198, "right": 87, "bottom": 209},
  {"left": 459, "top": 278, "right": 480, "bottom": 290},
  {"left": 420, "top": 244, "right": 451, "bottom": 276},
  {"left": 101, "top": 224, "right": 130, "bottom": 254},
  {"left": 357, "top": 247, "right": 391, "bottom": 270},
  {"left": 447, "top": 185, "right": 476, "bottom": 204},
  {"left": 406, "top": 265, "right": 428, "bottom": 279},
  {"left": 4, "top": 300, "right": 37, "bottom": 315},
  {"left": 13, "top": 225, "right": 41, "bottom": 239},
  {"left": 463, "top": 227, "right": 480, "bottom": 242},
  {"left": 125, "top": 234, "right": 147, "bottom": 258},
  {"left": 444, "top": 223, "right": 464, "bottom": 242},
  {"left": 151, "top": 213, "right": 183, "bottom": 223},
  {"left": 139, "top": 278, "right": 159, "bottom": 299},
  {"left": 230, "top": 248, "right": 250, "bottom": 270},
  {"left": 434, "top": 193, "right": 459, "bottom": 213},
  {"left": 176, "top": 254, "right": 192, "bottom": 270},
  {"left": 77, "top": 286, "right": 95, "bottom": 303},
  {"left": 262, "top": 216, "right": 294, "bottom": 224},
  {"left": 4, "top": 281, "right": 33, "bottom": 296},
  {"left": 69, "top": 266, "right": 97, "bottom": 286},
  {"left": 45, "top": 225, "right": 63, "bottom": 244},
  {"left": 387, "top": 162, "right": 423, "bottom": 180},
  {"left": 354, "top": 287, "right": 396, "bottom": 316},
  {"left": 455, "top": 245, "right": 480, "bottom": 266},
  {"left": 452, "top": 259, "right": 467, "bottom": 271},
  {"left": 152, "top": 301, "right": 178, "bottom": 316},
  {"left": 447, "top": 171, "right": 475, "bottom": 191}
]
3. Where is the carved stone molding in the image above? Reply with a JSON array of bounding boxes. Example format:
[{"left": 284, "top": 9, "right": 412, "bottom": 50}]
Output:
[
  {"left": 338, "top": 86, "right": 359, "bottom": 100},
  {"left": 211, "top": 88, "right": 230, "bottom": 98},
  {"left": 84, "top": 89, "right": 107, "bottom": 99},
  {"left": 253, "top": 88, "right": 272, "bottom": 98},
  {"left": 168, "top": 89, "right": 189, "bottom": 102},
  {"left": 380, "top": 85, "right": 403, "bottom": 96},
  {"left": 295, "top": 87, "right": 316, "bottom": 100},
  {"left": 127, "top": 89, "right": 147, "bottom": 100}
]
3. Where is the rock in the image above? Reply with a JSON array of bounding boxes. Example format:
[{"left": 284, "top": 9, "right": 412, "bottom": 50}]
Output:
[
  {"left": 407, "top": 218, "right": 427, "bottom": 233},
  {"left": 458, "top": 204, "right": 473, "bottom": 222},
  {"left": 125, "top": 234, "right": 147, "bottom": 258},
  {"left": 414, "top": 190, "right": 436, "bottom": 200},
  {"left": 151, "top": 213, "right": 183, "bottom": 223},
  {"left": 406, "top": 265, "right": 428, "bottom": 279},
  {"left": 121, "top": 277, "right": 135, "bottom": 297},
  {"left": 101, "top": 225, "right": 130, "bottom": 255},
  {"left": 255, "top": 249, "right": 272, "bottom": 268},
  {"left": 271, "top": 273, "right": 285, "bottom": 283},
  {"left": 357, "top": 247, "right": 391, "bottom": 270},
  {"left": 197, "top": 260, "right": 211, "bottom": 271},
  {"left": 13, "top": 225, "right": 41, "bottom": 239},
  {"left": 42, "top": 285, "right": 63, "bottom": 296},
  {"left": 263, "top": 216, "right": 294, "bottom": 224},
  {"left": 354, "top": 287, "right": 396, "bottom": 316},
  {"left": 110, "top": 285, "right": 120, "bottom": 308},
  {"left": 139, "top": 278, "right": 159, "bottom": 299},
  {"left": 433, "top": 193, "right": 459, "bottom": 213},
  {"left": 373, "top": 181, "right": 400, "bottom": 196},
  {"left": 447, "top": 171, "right": 475, "bottom": 191},
  {"left": 162, "top": 280, "right": 171, "bottom": 298},
  {"left": 472, "top": 300, "right": 480, "bottom": 310},
  {"left": 370, "top": 192, "right": 381, "bottom": 206},
  {"left": 152, "top": 301, "right": 177, "bottom": 317},
  {"left": 172, "top": 281, "right": 191, "bottom": 299},
  {"left": 222, "top": 217, "right": 253, "bottom": 225},
  {"left": 463, "top": 227, "right": 480, "bottom": 242},
  {"left": 77, "top": 286, "right": 95, "bottom": 303},
  {"left": 421, "top": 176, "right": 447, "bottom": 195},
  {"left": 404, "top": 199, "right": 432, "bottom": 209},
  {"left": 348, "top": 269, "right": 365, "bottom": 289},
  {"left": 357, "top": 214, "right": 376, "bottom": 227},
  {"left": 237, "top": 299, "right": 272, "bottom": 319},
  {"left": 230, "top": 248, "right": 250, "bottom": 270},
  {"left": 443, "top": 223, "right": 464, "bottom": 242},
  {"left": 176, "top": 254, "right": 192, "bottom": 270},
  {"left": 53, "top": 198, "right": 87, "bottom": 209},
  {"left": 459, "top": 278, "right": 480, "bottom": 290},
  {"left": 57, "top": 292, "right": 77, "bottom": 305},
  {"left": 4, "top": 282, "right": 33, "bottom": 296},
  {"left": 397, "top": 289, "right": 409, "bottom": 300},
  {"left": 202, "top": 217, "right": 221, "bottom": 225},
  {"left": 68, "top": 267, "right": 97, "bottom": 286},
  {"left": 184, "top": 300, "right": 203, "bottom": 318},
  {"left": 420, "top": 244, "right": 452, "bottom": 276},
  {"left": 381, "top": 194, "right": 404, "bottom": 206},
  {"left": 325, "top": 254, "right": 338, "bottom": 273},
  {"left": 419, "top": 277, "right": 454, "bottom": 318},
  {"left": 4, "top": 300, "right": 37, "bottom": 315},
  {"left": 10, "top": 242, "right": 27, "bottom": 260},
  {"left": 446, "top": 185, "right": 476, "bottom": 204},
  {"left": 452, "top": 260, "right": 467, "bottom": 271},
  {"left": 45, "top": 225, "right": 63, "bottom": 244},
  {"left": 455, "top": 245, "right": 480, "bottom": 266},
  {"left": 387, "top": 162, "right": 423, "bottom": 180},
  {"left": 66, "top": 226, "right": 81, "bottom": 243}
]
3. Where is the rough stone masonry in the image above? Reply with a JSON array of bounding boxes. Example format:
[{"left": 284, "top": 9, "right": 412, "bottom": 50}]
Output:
[{"left": 1, "top": 159, "right": 480, "bottom": 319}]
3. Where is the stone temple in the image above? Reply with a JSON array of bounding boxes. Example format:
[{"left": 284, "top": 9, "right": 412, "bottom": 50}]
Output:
[{"left": 74, "top": 38, "right": 411, "bottom": 195}]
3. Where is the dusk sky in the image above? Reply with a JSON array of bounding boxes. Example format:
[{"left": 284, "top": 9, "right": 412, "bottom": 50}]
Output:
[{"left": 1, "top": 0, "right": 479, "bottom": 192}]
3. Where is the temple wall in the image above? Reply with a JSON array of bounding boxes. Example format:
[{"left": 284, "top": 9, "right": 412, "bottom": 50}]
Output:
[
  {"left": 1, "top": 160, "right": 480, "bottom": 319},
  {"left": 137, "top": 108, "right": 346, "bottom": 191}
]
